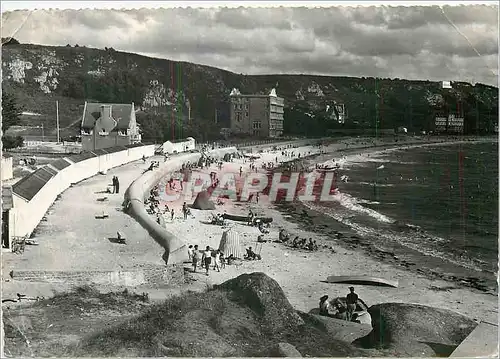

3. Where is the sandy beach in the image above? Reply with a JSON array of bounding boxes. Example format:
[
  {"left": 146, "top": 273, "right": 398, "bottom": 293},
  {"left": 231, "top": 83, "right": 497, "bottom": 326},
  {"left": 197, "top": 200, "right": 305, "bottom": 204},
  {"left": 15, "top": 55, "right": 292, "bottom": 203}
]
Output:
[
  {"left": 2, "top": 136, "right": 497, "bottom": 326},
  {"left": 153, "top": 137, "right": 497, "bottom": 324}
]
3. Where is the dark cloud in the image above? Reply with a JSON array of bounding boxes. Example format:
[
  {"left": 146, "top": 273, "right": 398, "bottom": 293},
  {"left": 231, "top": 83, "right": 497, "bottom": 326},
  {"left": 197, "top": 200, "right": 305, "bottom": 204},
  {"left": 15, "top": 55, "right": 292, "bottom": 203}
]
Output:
[{"left": 1, "top": 5, "right": 498, "bottom": 86}]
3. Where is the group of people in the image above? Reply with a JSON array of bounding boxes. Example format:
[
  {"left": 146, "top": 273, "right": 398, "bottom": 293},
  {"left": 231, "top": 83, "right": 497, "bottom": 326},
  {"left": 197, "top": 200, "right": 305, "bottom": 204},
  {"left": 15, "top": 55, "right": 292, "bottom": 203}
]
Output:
[
  {"left": 188, "top": 244, "right": 235, "bottom": 276},
  {"left": 278, "top": 230, "right": 319, "bottom": 251},
  {"left": 319, "top": 287, "right": 360, "bottom": 322},
  {"left": 111, "top": 176, "right": 120, "bottom": 194}
]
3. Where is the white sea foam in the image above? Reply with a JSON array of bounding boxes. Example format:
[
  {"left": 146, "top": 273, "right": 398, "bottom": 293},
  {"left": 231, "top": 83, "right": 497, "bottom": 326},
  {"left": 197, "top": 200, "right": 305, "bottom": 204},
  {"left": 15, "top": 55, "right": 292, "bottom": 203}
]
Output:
[
  {"left": 303, "top": 201, "right": 480, "bottom": 271},
  {"left": 358, "top": 182, "right": 395, "bottom": 187},
  {"left": 314, "top": 191, "right": 395, "bottom": 224}
]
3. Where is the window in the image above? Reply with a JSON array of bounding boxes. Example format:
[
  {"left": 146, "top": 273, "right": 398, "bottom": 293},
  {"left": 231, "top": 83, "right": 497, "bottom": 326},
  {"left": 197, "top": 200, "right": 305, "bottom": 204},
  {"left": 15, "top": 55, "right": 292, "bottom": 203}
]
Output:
[
  {"left": 245, "top": 111, "right": 249, "bottom": 117},
  {"left": 98, "top": 130, "right": 109, "bottom": 136},
  {"left": 118, "top": 130, "right": 127, "bottom": 136},
  {"left": 81, "top": 129, "right": 92, "bottom": 135}
]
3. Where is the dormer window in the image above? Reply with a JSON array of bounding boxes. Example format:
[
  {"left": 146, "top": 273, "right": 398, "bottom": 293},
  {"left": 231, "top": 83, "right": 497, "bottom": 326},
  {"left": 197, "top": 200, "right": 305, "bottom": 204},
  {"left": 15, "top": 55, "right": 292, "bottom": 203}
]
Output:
[
  {"left": 81, "top": 129, "right": 92, "bottom": 135},
  {"left": 98, "top": 130, "right": 109, "bottom": 136},
  {"left": 118, "top": 130, "right": 127, "bottom": 136}
]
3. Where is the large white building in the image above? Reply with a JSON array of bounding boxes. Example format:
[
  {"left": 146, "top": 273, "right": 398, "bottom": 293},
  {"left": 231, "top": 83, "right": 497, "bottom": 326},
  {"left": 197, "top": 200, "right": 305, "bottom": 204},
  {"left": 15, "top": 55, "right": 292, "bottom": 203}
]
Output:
[{"left": 229, "top": 88, "right": 284, "bottom": 138}]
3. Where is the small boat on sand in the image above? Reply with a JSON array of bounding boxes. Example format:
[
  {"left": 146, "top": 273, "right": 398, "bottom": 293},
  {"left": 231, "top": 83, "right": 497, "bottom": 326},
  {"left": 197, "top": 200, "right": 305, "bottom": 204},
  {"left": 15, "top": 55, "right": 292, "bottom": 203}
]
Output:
[
  {"left": 222, "top": 213, "right": 273, "bottom": 224},
  {"left": 326, "top": 275, "right": 399, "bottom": 288}
]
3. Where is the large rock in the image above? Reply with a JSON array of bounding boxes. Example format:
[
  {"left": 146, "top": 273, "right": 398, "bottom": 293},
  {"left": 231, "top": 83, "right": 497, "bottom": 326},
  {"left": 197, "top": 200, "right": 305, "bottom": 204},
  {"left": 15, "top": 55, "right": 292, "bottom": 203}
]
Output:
[
  {"left": 269, "top": 342, "right": 302, "bottom": 357},
  {"left": 311, "top": 314, "right": 372, "bottom": 343},
  {"left": 216, "top": 272, "right": 304, "bottom": 333},
  {"left": 355, "top": 303, "right": 478, "bottom": 357}
]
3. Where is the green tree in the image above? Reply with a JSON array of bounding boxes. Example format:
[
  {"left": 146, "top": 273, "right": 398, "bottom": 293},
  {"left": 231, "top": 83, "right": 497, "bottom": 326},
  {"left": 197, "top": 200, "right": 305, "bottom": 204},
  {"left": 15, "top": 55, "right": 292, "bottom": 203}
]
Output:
[
  {"left": 2, "top": 135, "right": 24, "bottom": 149},
  {"left": 2, "top": 92, "right": 22, "bottom": 133}
]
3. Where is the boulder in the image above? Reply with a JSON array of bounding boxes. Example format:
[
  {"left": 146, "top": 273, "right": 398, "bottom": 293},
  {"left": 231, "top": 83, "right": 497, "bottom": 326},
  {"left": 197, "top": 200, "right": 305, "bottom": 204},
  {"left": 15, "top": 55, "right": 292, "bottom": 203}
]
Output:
[
  {"left": 216, "top": 272, "right": 304, "bottom": 333},
  {"left": 269, "top": 342, "right": 302, "bottom": 357},
  {"left": 355, "top": 303, "right": 478, "bottom": 357},
  {"left": 311, "top": 314, "right": 372, "bottom": 343}
]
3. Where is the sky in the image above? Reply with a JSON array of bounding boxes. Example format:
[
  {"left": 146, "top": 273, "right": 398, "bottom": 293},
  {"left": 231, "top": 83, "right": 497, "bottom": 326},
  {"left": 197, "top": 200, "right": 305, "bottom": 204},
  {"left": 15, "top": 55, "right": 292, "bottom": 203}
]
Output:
[{"left": 1, "top": 2, "right": 498, "bottom": 86}]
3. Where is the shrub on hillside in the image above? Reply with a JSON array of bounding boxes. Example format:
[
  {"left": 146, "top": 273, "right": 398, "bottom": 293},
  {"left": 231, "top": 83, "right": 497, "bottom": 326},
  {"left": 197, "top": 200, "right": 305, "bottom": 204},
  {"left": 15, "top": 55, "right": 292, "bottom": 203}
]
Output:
[{"left": 2, "top": 135, "right": 24, "bottom": 149}]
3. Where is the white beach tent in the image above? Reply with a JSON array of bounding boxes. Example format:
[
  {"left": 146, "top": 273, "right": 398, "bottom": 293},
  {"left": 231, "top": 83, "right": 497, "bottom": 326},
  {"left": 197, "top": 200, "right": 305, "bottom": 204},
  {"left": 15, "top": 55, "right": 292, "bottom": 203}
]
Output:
[{"left": 218, "top": 229, "right": 244, "bottom": 259}]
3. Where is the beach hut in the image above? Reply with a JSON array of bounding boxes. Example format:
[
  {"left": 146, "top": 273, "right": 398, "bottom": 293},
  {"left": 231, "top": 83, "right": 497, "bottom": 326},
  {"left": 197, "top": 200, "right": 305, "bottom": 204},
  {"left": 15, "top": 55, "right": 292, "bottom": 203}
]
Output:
[
  {"left": 192, "top": 191, "right": 215, "bottom": 210},
  {"left": 218, "top": 229, "right": 244, "bottom": 259}
]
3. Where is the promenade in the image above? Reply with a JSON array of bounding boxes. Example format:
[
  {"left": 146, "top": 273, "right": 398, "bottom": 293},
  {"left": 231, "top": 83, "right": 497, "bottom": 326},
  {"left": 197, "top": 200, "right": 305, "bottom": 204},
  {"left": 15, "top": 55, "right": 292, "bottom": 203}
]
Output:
[{"left": 1, "top": 156, "right": 168, "bottom": 299}]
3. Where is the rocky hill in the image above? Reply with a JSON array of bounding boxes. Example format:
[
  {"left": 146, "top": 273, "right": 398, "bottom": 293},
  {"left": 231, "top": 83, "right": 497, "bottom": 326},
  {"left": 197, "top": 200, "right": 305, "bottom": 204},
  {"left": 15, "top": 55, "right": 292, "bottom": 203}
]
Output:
[{"left": 2, "top": 43, "right": 498, "bottom": 141}]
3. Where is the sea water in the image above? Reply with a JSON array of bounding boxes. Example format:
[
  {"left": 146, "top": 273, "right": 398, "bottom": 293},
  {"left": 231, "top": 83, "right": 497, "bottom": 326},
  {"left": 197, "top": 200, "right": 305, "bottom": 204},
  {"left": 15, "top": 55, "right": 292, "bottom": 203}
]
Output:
[{"left": 309, "top": 141, "right": 498, "bottom": 291}]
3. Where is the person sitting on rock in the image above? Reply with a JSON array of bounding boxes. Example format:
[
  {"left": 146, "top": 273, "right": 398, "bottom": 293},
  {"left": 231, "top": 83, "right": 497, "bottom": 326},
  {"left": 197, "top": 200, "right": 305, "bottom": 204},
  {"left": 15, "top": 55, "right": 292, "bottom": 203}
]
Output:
[
  {"left": 307, "top": 238, "right": 315, "bottom": 251},
  {"left": 319, "top": 295, "right": 332, "bottom": 317},
  {"left": 291, "top": 236, "right": 300, "bottom": 248}
]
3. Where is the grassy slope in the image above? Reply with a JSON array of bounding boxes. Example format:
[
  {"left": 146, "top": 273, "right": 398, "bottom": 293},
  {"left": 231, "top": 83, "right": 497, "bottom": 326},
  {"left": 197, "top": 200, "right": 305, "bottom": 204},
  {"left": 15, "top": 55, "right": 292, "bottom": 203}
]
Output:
[
  {"left": 3, "top": 284, "right": 372, "bottom": 357},
  {"left": 2, "top": 44, "right": 498, "bottom": 139}
]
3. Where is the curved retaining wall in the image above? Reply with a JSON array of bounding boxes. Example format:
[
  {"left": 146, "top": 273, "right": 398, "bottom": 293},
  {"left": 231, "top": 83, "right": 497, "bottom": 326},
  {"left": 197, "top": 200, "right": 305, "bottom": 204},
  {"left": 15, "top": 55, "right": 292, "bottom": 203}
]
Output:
[
  {"left": 124, "top": 147, "right": 238, "bottom": 264},
  {"left": 8, "top": 145, "right": 155, "bottom": 243}
]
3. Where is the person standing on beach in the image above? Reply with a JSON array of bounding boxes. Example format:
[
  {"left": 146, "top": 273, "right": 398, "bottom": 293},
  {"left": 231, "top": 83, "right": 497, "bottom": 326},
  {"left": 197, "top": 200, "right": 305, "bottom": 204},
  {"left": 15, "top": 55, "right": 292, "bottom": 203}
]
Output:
[
  {"left": 346, "top": 287, "right": 358, "bottom": 321},
  {"left": 171, "top": 209, "right": 174, "bottom": 221},
  {"left": 187, "top": 245, "right": 193, "bottom": 261},
  {"left": 192, "top": 245, "right": 200, "bottom": 272},
  {"left": 213, "top": 250, "right": 221, "bottom": 272},
  {"left": 115, "top": 176, "right": 120, "bottom": 194},
  {"left": 201, "top": 246, "right": 212, "bottom": 276},
  {"left": 111, "top": 176, "right": 117, "bottom": 193},
  {"left": 182, "top": 202, "right": 188, "bottom": 220}
]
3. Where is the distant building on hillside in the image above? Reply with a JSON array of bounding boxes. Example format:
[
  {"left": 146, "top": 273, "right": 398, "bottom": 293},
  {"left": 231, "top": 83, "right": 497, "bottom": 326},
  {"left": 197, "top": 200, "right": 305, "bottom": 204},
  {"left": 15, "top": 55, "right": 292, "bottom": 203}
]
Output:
[
  {"left": 229, "top": 88, "right": 284, "bottom": 138},
  {"left": 434, "top": 114, "right": 464, "bottom": 135},
  {"left": 80, "top": 102, "right": 142, "bottom": 151},
  {"left": 161, "top": 137, "right": 196, "bottom": 154}
]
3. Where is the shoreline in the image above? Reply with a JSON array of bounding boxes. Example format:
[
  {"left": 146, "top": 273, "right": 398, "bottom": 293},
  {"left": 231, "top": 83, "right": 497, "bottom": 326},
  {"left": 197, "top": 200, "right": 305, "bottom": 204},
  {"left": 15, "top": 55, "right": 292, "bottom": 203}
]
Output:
[
  {"left": 282, "top": 138, "right": 498, "bottom": 294},
  {"left": 2, "top": 136, "right": 497, "bottom": 323},
  {"left": 149, "top": 136, "right": 497, "bottom": 322}
]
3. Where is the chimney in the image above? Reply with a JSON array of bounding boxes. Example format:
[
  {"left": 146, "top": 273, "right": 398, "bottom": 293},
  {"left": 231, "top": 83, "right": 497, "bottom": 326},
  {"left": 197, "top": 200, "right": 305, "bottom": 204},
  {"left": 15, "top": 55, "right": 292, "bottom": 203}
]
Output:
[{"left": 101, "top": 105, "right": 112, "bottom": 122}]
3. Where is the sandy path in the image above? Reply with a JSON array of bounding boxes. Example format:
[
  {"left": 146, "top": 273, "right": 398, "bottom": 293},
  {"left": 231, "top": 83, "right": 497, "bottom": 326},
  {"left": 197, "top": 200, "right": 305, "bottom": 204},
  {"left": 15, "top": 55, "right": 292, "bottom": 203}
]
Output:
[{"left": 1, "top": 157, "right": 167, "bottom": 298}]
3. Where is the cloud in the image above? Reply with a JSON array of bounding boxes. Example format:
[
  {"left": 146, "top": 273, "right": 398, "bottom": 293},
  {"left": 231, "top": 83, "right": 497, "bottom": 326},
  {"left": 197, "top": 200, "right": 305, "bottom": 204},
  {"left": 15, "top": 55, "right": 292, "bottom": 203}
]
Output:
[{"left": 1, "top": 5, "right": 498, "bottom": 86}]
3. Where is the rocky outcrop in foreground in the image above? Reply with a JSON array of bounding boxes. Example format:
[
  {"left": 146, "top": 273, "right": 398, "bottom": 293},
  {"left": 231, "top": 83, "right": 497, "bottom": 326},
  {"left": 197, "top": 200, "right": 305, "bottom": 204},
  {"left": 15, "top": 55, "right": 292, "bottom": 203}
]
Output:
[
  {"left": 4, "top": 273, "right": 479, "bottom": 357},
  {"left": 73, "top": 272, "right": 365, "bottom": 357},
  {"left": 354, "top": 303, "right": 478, "bottom": 357}
]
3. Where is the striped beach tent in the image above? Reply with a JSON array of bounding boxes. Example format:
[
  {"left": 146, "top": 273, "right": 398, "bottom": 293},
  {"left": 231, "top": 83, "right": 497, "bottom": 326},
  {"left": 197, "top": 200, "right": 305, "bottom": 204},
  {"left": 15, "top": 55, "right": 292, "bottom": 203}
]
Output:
[{"left": 218, "top": 229, "right": 244, "bottom": 259}]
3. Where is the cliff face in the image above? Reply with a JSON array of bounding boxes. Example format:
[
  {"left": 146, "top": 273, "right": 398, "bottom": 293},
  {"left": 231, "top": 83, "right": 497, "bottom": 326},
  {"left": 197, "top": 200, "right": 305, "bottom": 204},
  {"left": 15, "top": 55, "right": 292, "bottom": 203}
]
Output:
[{"left": 2, "top": 43, "right": 498, "bottom": 140}]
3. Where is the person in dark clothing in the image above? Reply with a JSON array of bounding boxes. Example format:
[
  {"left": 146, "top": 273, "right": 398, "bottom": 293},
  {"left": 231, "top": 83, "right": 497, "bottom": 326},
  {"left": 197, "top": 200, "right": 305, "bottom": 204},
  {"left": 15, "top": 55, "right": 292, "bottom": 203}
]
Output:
[
  {"left": 182, "top": 202, "right": 188, "bottom": 220},
  {"left": 319, "top": 295, "right": 332, "bottom": 316},
  {"left": 111, "top": 176, "right": 117, "bottom": 193},
  {"left": 346, "top": 287, "right": 359, "bottom": 322},
  {"left": 115, "top": 176, "right": 120, "bottom": 194}
]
